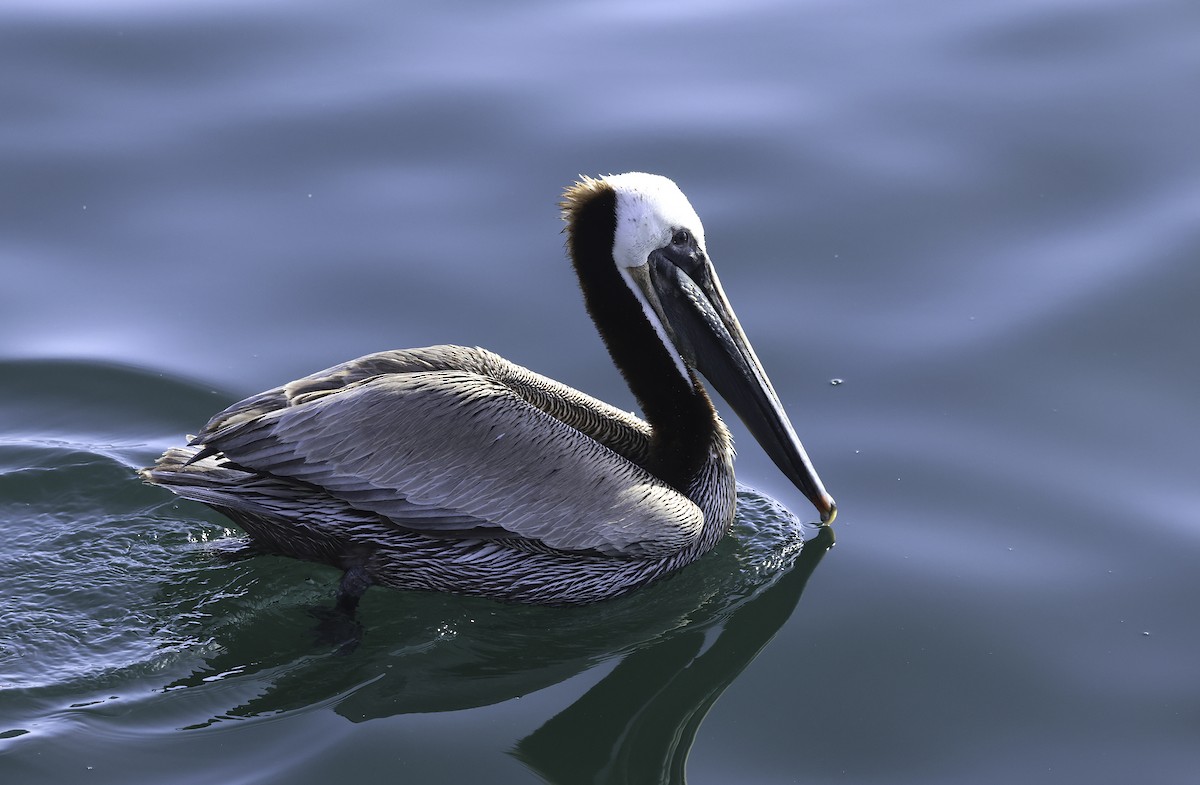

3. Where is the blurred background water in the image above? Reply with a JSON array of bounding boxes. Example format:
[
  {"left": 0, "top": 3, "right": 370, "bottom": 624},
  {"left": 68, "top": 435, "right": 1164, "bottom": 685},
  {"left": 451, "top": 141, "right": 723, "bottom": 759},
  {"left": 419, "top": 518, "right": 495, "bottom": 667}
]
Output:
[{"left": 1, "top": 0, "right": 1198, "bottom": 783}]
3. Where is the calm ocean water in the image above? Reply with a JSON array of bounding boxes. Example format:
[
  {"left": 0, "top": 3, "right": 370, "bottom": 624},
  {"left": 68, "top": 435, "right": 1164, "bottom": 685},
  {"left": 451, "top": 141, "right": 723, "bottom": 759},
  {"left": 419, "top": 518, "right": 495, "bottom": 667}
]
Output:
[{"left": 2, "top": 0, "right": 1198, "bottom": 783}]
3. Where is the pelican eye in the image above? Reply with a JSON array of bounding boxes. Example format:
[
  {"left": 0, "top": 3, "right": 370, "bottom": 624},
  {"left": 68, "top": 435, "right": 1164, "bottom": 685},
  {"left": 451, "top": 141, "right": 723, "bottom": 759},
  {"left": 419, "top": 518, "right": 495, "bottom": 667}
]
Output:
[{"left": 663, "top": 228, "right": 706, "bottom": 279}]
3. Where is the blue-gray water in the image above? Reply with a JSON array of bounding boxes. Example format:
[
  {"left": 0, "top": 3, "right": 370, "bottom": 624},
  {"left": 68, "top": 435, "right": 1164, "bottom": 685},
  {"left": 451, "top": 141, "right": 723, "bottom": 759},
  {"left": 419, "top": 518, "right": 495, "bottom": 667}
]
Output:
[{"left": 2, "top": 1, "right": 1198, "bottom": 783}]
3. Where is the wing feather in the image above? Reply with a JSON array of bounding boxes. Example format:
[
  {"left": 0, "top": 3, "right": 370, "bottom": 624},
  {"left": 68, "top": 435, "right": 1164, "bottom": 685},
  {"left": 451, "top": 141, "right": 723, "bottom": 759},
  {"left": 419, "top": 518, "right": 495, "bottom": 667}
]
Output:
[{"left": 196, "top": 350, "right": 702, "bottom": 558}]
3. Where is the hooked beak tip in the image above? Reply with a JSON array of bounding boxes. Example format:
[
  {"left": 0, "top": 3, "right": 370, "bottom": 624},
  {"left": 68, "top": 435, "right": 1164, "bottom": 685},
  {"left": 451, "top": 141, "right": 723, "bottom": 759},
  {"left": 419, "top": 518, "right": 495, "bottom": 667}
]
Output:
[{"left": 818, "top": 496, "right": 837, "bottom": 525}]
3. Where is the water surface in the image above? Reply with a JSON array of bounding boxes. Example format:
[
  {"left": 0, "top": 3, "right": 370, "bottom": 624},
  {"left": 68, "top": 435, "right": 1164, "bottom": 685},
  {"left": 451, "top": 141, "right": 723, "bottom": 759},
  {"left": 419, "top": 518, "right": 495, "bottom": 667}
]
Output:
[{"left": 1, "top": 0, "right": 1198, "bottom": 782}]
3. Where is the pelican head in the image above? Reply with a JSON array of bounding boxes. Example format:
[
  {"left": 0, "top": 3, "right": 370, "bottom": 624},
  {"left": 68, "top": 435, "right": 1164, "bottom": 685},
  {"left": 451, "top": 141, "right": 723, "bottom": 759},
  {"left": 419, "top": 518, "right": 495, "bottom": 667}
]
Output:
[{"left": 563, "top": 173, "right": 837, "bottom": 524}]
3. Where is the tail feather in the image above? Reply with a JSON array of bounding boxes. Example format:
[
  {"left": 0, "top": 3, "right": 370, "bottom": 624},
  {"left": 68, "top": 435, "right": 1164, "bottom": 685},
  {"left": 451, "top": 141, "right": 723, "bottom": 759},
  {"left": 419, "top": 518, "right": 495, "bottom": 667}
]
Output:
[
  {"left": 142, "top": 447, "right": 367, "bottom": 522},
  {"left": 141, "top": 446, "right": 383, "bottom": 564}
]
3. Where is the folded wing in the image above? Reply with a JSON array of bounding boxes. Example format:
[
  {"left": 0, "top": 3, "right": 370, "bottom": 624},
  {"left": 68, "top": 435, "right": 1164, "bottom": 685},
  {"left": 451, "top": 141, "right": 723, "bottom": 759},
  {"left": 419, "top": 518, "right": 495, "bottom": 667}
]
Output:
[{"left": 193, "top": 349, "right": 703, "bottom": 558}]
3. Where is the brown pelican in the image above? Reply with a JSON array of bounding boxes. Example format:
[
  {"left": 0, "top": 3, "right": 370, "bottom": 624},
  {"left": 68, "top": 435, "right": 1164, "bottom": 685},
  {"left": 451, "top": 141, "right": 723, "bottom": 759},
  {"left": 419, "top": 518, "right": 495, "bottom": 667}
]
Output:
[{"left": 142, "top": 173, "right": 835, "bottom": 611}]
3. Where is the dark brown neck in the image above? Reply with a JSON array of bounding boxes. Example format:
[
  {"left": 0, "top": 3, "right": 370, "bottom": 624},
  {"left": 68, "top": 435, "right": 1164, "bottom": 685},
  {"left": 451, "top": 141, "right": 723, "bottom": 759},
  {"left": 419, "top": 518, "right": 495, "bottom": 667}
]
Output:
[{"left": 564, "top": 185, "right": 719, "bottom": 494}]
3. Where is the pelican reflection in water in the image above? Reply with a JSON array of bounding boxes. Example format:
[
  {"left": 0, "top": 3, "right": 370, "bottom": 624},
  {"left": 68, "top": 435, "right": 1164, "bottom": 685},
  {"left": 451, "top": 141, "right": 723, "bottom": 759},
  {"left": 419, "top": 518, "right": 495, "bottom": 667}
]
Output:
[{"left": 143, "top": 173, "right": 835, "bottom": 613}]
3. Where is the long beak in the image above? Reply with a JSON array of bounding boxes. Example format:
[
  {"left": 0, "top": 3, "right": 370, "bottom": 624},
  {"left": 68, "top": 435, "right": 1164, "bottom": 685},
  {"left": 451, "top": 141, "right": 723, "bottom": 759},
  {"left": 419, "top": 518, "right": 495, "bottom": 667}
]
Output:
[{"left": 644, "top": 252, "right": 837, "bottom": 523}]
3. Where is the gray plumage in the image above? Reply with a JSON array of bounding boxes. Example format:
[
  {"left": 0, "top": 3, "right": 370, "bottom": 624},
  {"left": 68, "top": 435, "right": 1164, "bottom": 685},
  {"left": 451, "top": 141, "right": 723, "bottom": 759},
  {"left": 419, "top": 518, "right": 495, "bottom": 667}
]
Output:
[
  {"left": 147, "top": 347, "right": 735, "bottom": 603},
  {"left": 142, "top": 173, "right": 834, "bottom": 607}
]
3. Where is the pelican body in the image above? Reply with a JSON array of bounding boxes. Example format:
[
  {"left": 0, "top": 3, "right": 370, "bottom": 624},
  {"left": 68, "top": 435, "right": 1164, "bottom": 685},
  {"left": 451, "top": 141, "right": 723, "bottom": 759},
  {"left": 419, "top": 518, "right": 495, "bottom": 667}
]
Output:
[{"left": 143, "top": 173, "right": 835, "bottom": 608}]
